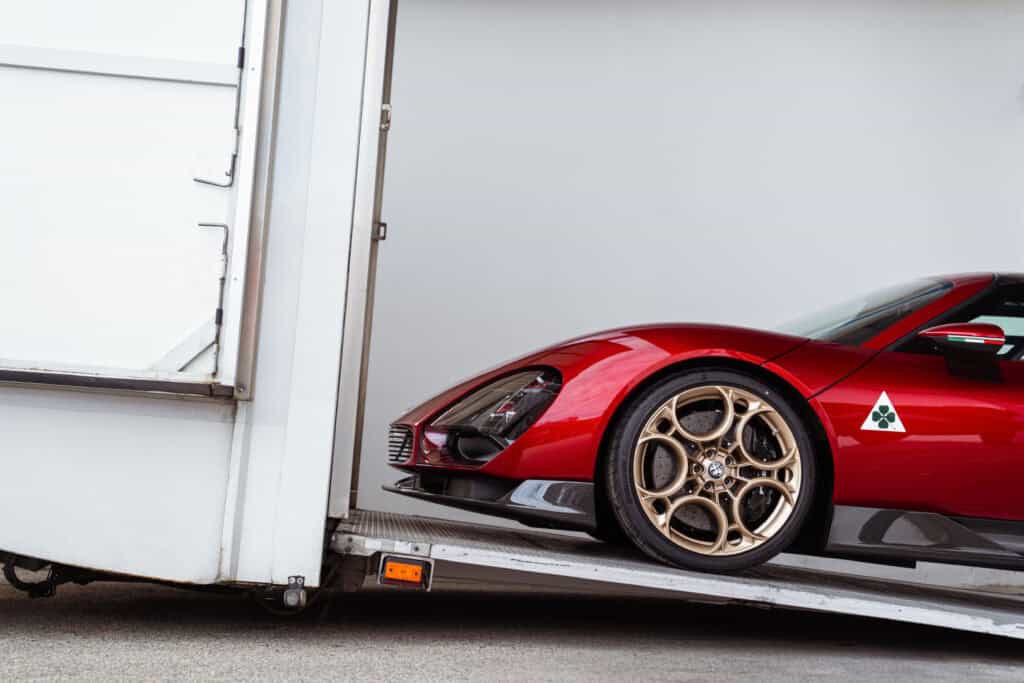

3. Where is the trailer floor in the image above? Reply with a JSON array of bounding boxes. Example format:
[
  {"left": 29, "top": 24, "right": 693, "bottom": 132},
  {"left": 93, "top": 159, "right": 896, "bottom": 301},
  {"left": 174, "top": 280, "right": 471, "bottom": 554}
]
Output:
[{"left": 333, "top": 510, "right": 1024, "bottom": 641}]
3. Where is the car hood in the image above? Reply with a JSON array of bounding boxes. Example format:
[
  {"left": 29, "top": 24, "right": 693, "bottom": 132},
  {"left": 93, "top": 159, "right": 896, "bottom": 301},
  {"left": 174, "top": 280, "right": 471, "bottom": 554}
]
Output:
[{"left": 395, "top": 323, "right": 813, "bottom": 426}]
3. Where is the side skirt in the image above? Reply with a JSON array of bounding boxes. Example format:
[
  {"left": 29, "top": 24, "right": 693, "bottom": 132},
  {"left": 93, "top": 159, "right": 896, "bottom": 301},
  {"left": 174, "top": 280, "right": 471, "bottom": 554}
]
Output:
[{"left": 826, "top": 505, "right": 1024, "bottom": 571}]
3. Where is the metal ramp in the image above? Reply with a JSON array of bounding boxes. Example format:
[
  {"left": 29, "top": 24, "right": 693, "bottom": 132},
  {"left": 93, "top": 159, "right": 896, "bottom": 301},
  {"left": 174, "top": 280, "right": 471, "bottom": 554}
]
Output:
[{"left": 332, "top": 510, "right": 1024, "bottom": 640}]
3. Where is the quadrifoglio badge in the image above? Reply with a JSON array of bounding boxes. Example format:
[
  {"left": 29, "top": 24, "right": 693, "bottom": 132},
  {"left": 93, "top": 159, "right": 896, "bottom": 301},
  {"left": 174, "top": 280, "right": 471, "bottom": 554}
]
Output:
[{"left": 861, "top": 391, "right": 906, "bottom": 433}]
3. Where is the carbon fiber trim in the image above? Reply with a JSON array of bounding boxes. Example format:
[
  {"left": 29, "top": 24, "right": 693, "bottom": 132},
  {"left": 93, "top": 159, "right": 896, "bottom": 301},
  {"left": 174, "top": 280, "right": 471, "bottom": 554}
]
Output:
[
  {"left": 384, "top": 475, "right": 597, "bottom": 531},
  {"left": 827, "top": 506, "right": 1024, "bottom": 571}
]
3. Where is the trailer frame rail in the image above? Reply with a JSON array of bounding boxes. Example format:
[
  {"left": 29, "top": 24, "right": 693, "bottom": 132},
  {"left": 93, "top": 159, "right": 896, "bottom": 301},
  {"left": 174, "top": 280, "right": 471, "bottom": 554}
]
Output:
[{"left": 331, "top": 510, "right": 1024, "bottom": 640}]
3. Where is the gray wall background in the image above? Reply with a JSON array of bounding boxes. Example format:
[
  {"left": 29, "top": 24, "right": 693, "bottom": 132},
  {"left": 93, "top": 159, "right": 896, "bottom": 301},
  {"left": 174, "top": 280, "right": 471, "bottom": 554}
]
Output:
[{"left": 357, "top": 0, "right": 1024, "bottom": 525}]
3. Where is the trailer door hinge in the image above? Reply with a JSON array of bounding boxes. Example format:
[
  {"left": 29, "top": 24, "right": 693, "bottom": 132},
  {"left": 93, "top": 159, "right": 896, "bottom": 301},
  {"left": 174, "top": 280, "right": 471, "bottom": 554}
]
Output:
[
  {"left": 380, "top": 103, "right": 392, "bottom": 132},
  {"left": 373, "top": 222, "right": 388, "bottom": 241},
  {"left": 236, "top": 46, "right": 246, "bottom": 69}
]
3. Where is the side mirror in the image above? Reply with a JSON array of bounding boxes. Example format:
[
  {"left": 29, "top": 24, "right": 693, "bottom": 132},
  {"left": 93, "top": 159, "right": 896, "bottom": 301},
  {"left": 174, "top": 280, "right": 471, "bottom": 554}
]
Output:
[
  {"left": 918, "top": 323, "right": 1005, "bottom": 381},
  {"left": 918, "top": 323, "right": 1005, "bottom": 357}
]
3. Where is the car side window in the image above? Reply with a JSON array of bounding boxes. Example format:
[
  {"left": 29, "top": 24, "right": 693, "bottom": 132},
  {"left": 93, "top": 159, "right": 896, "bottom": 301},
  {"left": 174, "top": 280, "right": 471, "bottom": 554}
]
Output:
[{"left": 897, "top": 284, "right": 1024, "bottom": 361}]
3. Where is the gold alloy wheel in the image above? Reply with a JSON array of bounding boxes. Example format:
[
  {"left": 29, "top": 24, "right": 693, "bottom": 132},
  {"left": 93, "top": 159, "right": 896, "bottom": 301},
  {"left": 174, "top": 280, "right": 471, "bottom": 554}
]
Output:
[{"left": 631, "top": 385, "right": 802, "bottom": 556}]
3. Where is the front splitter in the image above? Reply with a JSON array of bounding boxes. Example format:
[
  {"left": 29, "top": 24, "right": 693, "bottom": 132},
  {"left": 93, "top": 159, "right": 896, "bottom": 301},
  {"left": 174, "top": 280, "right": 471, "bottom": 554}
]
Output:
[{"left": 384, "top": 474, "right": 597, "bottom": 532}]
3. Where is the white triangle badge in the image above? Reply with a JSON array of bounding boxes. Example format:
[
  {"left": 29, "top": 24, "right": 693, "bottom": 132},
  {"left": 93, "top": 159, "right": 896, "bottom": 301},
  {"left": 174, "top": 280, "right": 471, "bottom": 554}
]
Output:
[{"left": 861, "top": 391, "right": 906, "bottom": 433}]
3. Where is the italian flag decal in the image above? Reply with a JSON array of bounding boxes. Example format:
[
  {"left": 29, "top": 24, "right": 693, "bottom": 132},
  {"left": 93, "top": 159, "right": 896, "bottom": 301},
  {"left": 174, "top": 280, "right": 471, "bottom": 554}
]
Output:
[{"left": 861, "top": 391, "right": 906, "bottom": 433}]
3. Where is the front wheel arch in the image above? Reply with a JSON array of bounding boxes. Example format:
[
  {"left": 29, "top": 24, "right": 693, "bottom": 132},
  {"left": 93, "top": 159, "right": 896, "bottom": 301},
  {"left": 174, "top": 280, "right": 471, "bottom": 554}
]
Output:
[{"left": 591, "top": 357, "right": 834, "bottom": 554}]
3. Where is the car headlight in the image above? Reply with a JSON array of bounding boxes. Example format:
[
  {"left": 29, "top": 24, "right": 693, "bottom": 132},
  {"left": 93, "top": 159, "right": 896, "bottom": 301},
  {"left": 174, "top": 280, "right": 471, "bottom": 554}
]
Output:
[{"left": 422, "top": 368, "right": 562, "bottom": 464}]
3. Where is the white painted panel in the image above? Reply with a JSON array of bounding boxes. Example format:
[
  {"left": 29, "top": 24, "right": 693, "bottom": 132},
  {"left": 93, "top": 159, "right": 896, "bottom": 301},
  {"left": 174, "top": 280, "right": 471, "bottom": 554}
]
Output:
[
  {"left": 0, "top": 66, "right": 233, "bottom": 374},
  {"left": 268, "top": 0, "right": 371, "bottom": 581},
  {"left": 0, "top": 387, "right": 234, "bottom": 583},
  {"left": 227, "top": 0, "right": 373, "bottom": 587},
  {"left": 228, "top": 0, "right": 325, "bottom": 586},
  {"left": 358, "top": 0, "right": 1024, "bottom": 527},
  {"left": 0, "top": 0, "right": 243, "bottom": 65}
]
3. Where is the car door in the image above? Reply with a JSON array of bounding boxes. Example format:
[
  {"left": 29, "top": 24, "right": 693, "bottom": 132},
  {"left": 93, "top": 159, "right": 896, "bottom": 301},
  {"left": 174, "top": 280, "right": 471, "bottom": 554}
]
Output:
[{"left": 816, "top": 281, "right": 1024, "bottom": 521}]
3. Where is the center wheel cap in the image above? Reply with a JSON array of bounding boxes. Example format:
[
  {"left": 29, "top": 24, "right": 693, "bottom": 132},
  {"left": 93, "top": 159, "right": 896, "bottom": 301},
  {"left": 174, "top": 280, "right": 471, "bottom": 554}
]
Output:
[{"left": 706, "top": 460, "right": 726, "bottom": 480}]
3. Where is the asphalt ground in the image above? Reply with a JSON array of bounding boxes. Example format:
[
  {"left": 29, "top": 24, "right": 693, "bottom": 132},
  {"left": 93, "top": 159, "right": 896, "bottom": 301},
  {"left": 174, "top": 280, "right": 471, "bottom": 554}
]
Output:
[{"left": 1, "top": 578, "right": 1022, "bottom": 681}]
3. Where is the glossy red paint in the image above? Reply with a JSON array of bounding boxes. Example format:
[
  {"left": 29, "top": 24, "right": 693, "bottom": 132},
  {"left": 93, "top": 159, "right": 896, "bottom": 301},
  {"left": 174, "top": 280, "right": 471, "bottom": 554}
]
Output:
[
  {"left": 394, "top": 324, "right": 810, "bottom": 480},
  {"left": 763, "top": 340, "right": 874, "bottom": 397},
  {"left": 761, "top": 340, "right": 878, "bottom": 470},
  {"left": 390, "top": 273, "right": 1024, "bottom": 525},
  {"left": 818, "top": 349, "right": 1024, "bottom": 520}
]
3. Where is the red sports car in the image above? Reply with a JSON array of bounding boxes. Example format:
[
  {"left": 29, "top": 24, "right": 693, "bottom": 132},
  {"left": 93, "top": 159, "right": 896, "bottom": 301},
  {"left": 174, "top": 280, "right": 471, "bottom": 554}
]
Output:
[{"left": 387, "top": 273, "right": 1024, "bottom": 572}]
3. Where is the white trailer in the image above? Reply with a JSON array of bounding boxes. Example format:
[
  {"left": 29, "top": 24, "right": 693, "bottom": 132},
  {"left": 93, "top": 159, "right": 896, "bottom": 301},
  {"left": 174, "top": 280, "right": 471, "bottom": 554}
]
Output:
[
  {"left": 1, "top": 0, "right": 1022, "bottom": 640},
  {"left": 0, "top": 0, "right": 382, "bottom": 591}
]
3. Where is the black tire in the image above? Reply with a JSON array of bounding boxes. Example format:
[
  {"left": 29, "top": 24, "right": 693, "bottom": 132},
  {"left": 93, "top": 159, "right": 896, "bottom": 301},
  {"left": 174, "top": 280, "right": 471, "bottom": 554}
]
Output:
[{"left": 604, "top": 369, "right": 816, "bottom": 573}]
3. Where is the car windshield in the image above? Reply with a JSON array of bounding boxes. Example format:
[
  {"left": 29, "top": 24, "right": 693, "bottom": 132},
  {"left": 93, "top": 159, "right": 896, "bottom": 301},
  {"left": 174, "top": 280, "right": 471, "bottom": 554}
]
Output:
[{"left": 777, "top": 278, "right": 952, "bottom": 346}]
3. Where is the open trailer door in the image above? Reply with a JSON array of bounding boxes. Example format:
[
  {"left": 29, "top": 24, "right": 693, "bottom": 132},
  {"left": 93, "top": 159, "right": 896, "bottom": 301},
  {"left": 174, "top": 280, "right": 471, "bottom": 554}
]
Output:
[
  {"left": 0, "top": 0, "right": 271, "bottom": 395},
  {"left": 328, "top": 0, "right": 400, "bottom": 519}
]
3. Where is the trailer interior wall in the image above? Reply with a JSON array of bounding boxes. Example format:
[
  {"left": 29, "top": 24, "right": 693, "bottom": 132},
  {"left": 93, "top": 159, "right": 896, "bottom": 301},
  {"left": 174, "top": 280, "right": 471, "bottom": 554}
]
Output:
[{"left": 357, "top": 0, "right": 1024, "bottom": 524}]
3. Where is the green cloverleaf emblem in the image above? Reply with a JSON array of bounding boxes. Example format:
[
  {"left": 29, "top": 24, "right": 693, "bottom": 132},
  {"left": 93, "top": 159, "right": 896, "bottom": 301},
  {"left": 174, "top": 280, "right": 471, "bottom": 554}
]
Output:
[
  {"left": 871, "top": 405, "right": 897, "bottom": 430},
  {"left": 862, "top": 391, "right": 905, "bottom": 433}
]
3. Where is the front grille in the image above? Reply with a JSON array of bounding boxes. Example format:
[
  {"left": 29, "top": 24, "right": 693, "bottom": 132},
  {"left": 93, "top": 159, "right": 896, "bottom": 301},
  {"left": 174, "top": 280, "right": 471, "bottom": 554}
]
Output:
[{"left": 388, "top": 426, "right": 413, "bottom": 464}]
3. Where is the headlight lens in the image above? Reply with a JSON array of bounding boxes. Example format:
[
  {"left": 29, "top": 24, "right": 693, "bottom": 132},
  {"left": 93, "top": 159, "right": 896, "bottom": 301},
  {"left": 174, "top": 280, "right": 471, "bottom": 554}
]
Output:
[{"left": 422, "top": 368, "right": 562, "bottom": 464}]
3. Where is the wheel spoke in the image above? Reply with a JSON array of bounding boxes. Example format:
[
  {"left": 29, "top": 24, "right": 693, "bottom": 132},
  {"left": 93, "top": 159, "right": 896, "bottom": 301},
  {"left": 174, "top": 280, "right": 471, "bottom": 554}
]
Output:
[
  {"left": 638, "top": 497, "right": 671, "bottom": 534},
  {"left": 635, "top": 434, "right": 690, "bottom": 499},
  {"left": 731, "top": 522, "right": 767, "bottom": 544},
  {"left": 672, "top": 385, "right": 735, "bottom": 444},
  {"left": 744, "top": 478, "right": 795, "bottom": 506},
  {"left": 731, "top": 469, "right": 752, "bottom": 484},
  {"left": 751, "top": 445, "right": 798, "bottom": 472},
  {"left": 642, "top": 402, "right": 678, "bottom": 438},
  {"left": 734, "top": 412, "right": 797, "bottom": 471},
  {"left": 664, "top": 496, "right": 729, "bottom": 552},
  {"left": 731, "top": 478, "right": 795, "bottom": 541}
]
